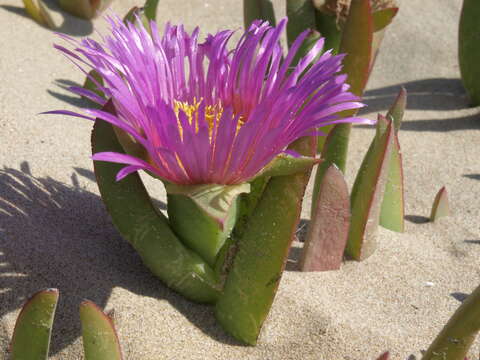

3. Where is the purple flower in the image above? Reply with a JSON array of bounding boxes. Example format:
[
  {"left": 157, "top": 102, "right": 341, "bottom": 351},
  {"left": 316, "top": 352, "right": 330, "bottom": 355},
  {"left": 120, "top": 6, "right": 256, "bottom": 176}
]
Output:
[{"left": 49, "top": 16, "right": 369, "bottom": 185}]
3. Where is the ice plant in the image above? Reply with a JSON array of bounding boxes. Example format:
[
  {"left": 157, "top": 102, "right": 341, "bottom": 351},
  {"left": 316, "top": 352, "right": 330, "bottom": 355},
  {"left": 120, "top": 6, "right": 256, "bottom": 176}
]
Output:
[{"left": 47, "top": 15, "right": 369, "bottom": 343}]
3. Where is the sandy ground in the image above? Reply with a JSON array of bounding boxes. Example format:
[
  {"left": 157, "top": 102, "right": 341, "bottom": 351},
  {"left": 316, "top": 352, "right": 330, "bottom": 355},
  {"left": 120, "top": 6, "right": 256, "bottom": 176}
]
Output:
[{"left": 1, "top": 0, "right": 479, "bottom": 359}]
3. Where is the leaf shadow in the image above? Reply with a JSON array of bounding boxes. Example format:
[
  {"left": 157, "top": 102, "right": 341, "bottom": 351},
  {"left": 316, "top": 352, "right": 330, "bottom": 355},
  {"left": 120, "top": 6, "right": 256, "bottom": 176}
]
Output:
[
  {"left": 0, "top": 163, "right": 239, "bottom": 356},
  {"left": 404, "top": 215, "right": 430, "bottom": 224},
  {"left": 0, "top": 1, "right": 94, "bottom": 36},
  {"left": 358, "top": 78, "right": 480, "bottom": 132}
]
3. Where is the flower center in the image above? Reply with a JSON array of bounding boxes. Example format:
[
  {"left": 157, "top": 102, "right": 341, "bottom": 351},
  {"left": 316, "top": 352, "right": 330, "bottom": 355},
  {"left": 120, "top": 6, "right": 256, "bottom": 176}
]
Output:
[{"left": 173, "top": 98, "right": 244, "bottom": 139}]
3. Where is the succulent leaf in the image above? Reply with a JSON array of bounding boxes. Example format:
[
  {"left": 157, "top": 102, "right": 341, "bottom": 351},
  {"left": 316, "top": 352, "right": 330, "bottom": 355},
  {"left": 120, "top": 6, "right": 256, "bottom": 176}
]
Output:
[
  {"left": 80, "top": 301, "right": 123, "bottom": 360},
  {"left": 58, "top": 0, "right": 114, "bottom": 20},
  {"left": 421, "top": 283, "right": 480, "bottom": 360},
  {"left": 22, "top": 0, "right": 55, "bottom": 29},
  {"left": 165, "top": 183, "right": 249, "bottom": 266},
  {"left": 386, "top": 87, "right": 407, "bottom": 133},
  {"left": 301, "top": 164, "right": 350, "bottom": 271},
  {"left": 253, "top": 154, "right": 320, "bottom": 180},
  {"left": 345, "top": 116, "right": 394, "bottom": 260},
  {"left": 10, "top": 289, "right": 59, "bottom": 360},
  {"left": 286, "top": 0, "right": 317, "bottom": 48},
  {"left": 92, "top": 102, "right": 221, "bottom": 303},
  {"left": 372, "top": 7, "right": 398, "bottom": 32},
  {"left": 379, "top": 88, "right": 406, "bottom": 232},
  {"left": 215, "top": 137, "right": 315, "bottom": 345},
  {"left": 430, "top": 186, "right": 450, "bottom": 222},
  {"left": 459, "top": 0, "right": 480, "bottom": 106},
  {"left": 243, "top": 0, "right": 276, "bottom": 29}
]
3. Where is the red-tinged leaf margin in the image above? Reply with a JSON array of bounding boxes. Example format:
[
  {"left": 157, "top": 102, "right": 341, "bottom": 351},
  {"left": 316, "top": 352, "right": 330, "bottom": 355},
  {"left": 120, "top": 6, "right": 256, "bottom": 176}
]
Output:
[
  {"left": 373, "top": 8, "right": 398, "bottom": 32},
  {"left": 345, "top": 117, "right": 394, "bottom": 261},
  {"left": 80, "top": 300, "right": 123, "bottom": 360},
  {"left": 10, "top": 288, "right": 59, "bottom": 359}
]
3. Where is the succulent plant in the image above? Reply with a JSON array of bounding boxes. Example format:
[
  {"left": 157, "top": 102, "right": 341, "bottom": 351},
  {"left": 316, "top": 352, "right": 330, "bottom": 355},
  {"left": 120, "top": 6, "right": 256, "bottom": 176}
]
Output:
[
  {"left": 9, "top": 289, "right": 123, "bottom": 359},
  {"left": 430, "top": 186, "right": 450, "bottom": 222},
  {"left": 22, "top": 0, "right": 55, "bottom": 29},
  {"left": 458, "top": 0, "right": 480, "bottom": 106},
  {"left": 57, "top": 0, "right": 114, "bottom": 20}
]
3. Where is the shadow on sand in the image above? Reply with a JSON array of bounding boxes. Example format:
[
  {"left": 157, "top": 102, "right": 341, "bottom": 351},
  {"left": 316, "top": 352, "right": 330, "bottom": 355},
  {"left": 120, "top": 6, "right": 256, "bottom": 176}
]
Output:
[
  {"left": 0, "top": 162, "right": 241, "bottom": 355},
  {"left": 1, "top": 0, "right": 93, "bottom": 36},
  {"left": 360, "top": 78, "right": 480, "bottom": 132}
]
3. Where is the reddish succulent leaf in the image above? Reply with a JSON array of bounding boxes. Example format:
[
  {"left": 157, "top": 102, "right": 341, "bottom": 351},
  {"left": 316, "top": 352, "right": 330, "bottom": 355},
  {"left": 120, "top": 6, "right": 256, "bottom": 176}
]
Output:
[
  {"left": 373, "top": 8, "right": 398, "bottom": 32},
  {"left": 301, "top": 164, "right": 350, "bottom": 271},
  {"left": 376, "top": 352, "right": 390, "bottom": 360},
  {"left": 345, "top": 117, "right": 394, "bottom": 261},
  {"left": 339, "top": 0, "right": 374, "bottom": 96},
  {"left": 430, "top": 186, "right": 450, "bottom": 222}
]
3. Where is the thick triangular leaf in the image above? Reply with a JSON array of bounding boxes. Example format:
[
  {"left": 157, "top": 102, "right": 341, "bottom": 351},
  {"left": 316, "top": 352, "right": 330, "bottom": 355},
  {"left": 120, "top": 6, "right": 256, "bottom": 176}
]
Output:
[
  {"left": 22, "top": 0, "right": 55, "bottom": 28},
  {"left": 253, "top": 154, "right": 320, "bottom": 180},
  {"left": 421, "top": 283, "right": 480, "bottom": 360},
  {"left": 379, "top": 135, "right": 404, "bottom": 232},
  {"left": 430, "top": 186, "right": 450, "bottom": 222},
  {"left": 386, "top": 87, "right": 407, "bottom": 133},
  {"left": 459, "top": 0, "right": 480, "bottom": 105},
  {"left": 301, "top": 164, "right": 350, "bottom": 271},
  {"left": 58, "top": 0, "right": 113, "bottom": 19},
  {"left": 373, "top": 8, "right": 398, "bottom": 32},
  {"left": 345, "top": 118, "right": 394, "bottom": 260},
  {"left": 10, "top": 289, "right": 59, "bottom": 360},
  {"left": 216, "top": 136, "right": 315, "bottom": 345},
  {"left": 380, "top": 88, "right": 407, "bottom": 232},
  {"left": 243, "top": 0, "right": 276, "bottom": 29},
  {"left": 165, "top": 183, "right": 250, "bottom": 229},
  {"left": 165, "top": 183, "right": 250, "bottom": 266},
  {"left": 80, "top": 301, "right": 123, "bottom": 360}
]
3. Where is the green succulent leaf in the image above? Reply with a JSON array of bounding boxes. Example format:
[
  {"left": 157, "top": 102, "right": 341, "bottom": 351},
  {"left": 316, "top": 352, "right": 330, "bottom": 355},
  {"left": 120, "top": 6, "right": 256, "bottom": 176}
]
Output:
[
  {"left": 83, "top": 70, "right": 105, "bottom": 102},
  {"left": 143, "top": 0, "right": 159, "bottom": 21},
  {"left": 372, "top": 7, "right": 398, "bottom": 32},
  {"left": 10, "top": 288, "right": 59, "bottom": 360},
  {"left": 92, "top": 102, "right": 221, "bottom": 303},
  {"left": 243, "top": 0, "right": 276, "bottom": 29},
  {"left": 345, "top": 116, "right": 394, "bottom": 261},
  {"left": 386, "top": 87, "right": 407, "bottom": 133},
  {"left": 58, "top": 0, "right": 114, "bottom": 19},
  {"left": 379, "top": 88, "right": 407, "bottom": 232},
  {"left": 421, "top": 283, "right": 480, "bottom": 360},
  {"left": 80, "top": 301, "right": 123, "bottom": 360},
  {"left": 286, "top": 0, "right": 317, "bottom": 47},
  {"left": 301, "top": 164, "right": 350, "bottom": 271},
  {"left": 459, "top": 0, "right": 480, "bottom": 105},
  {"left": 22, "top": 0, "right": 55, "bottom": 29},
  {"left": 165, "top": 183, "right": 249, "bottom": 267},
  {"left": 253, "top": 154, "right": 319, "bottom": 180},
  {"left": 215, "top": 137, "right": 315, "bottom": 345},
  {"left": 430, "top": 186, "right": 450, "bottom": 222}
]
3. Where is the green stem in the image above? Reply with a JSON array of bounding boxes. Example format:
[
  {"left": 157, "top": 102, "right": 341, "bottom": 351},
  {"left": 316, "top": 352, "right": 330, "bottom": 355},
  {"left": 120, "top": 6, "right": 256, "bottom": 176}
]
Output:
[{"left": 92, "top": 115, "right": 220, "bottom": 303}]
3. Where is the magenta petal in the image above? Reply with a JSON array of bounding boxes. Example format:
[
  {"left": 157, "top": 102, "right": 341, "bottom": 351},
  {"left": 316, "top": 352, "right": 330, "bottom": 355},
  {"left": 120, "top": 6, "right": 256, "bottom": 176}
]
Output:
[{"left": 50, "top": 15, "right": 366, "bottom": 185}]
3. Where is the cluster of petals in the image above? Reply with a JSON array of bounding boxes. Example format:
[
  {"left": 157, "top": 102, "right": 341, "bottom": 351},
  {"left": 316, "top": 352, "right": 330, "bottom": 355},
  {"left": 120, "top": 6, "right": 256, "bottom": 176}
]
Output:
[{"left": 50, "top": 15, "right": 369, "bottom": 185}]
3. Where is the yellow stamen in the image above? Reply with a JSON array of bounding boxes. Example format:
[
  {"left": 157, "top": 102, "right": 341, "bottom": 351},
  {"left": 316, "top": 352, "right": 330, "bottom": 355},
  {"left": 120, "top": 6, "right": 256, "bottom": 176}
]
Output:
[{"left": 173, "top": 98, "right": 244, "bottom": 139}]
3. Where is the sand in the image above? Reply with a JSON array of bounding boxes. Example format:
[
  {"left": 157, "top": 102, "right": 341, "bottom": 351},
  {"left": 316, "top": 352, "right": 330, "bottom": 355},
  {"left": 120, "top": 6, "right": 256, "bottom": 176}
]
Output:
[{"left": 1, "top": 0, "right": 479, "bottom": 359}]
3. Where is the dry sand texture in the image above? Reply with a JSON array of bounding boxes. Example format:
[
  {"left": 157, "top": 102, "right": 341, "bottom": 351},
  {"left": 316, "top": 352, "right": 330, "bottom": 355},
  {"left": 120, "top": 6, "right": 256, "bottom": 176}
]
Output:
[{"left": 1, "top": 0, "right": 480, "bottom": 359}]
